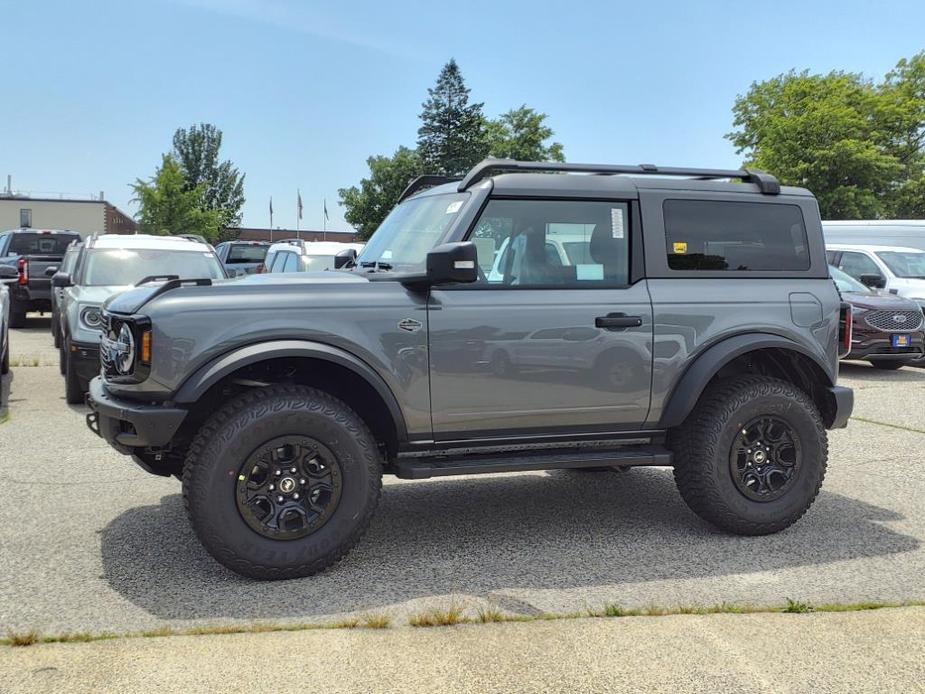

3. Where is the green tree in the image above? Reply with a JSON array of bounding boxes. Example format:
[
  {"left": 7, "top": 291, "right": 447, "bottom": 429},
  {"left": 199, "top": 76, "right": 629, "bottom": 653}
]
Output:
[
  {"left": 172, "top": 123, "right": 246, "bottom": 236},
  {"left": 728, "top": 70, "right": 900, "bottom": 218},
  {"left": 338, "top": 147, "right": 424, "bottom": 240},
  {"left": 131, "top": 154, "right": 222, "bottom": 240},
  {"left": 417, "top": 59, "right": 488, "bottom": 175},
  {"left": 485, "top": 106, "right": 565, "bottom": 161}
]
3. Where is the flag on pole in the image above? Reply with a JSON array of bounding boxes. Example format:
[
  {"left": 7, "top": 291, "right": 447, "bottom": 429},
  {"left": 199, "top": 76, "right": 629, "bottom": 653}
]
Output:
[
  {"left": 323, "top": 198, "right": 329, "bottom": 222},
  {"left": 297, "top": 190, "right": 303, "bottom": 220}
]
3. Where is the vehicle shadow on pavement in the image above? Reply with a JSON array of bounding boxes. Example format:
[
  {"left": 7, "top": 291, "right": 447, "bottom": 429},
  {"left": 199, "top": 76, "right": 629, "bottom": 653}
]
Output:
[{"left": 98, "top": 468, "right": 919, "bottom": 621}]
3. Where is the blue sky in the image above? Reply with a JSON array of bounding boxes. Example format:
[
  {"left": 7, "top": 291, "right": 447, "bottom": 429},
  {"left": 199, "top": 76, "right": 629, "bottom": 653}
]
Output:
[{"left": 2, "top": 0, "right": 924, "bottom": 232}]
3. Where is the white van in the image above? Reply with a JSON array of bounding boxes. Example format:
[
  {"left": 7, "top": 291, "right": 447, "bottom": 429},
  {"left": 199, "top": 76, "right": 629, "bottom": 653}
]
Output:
[{"left": 826, "top": 244, "right": 925, "bottom": 310}]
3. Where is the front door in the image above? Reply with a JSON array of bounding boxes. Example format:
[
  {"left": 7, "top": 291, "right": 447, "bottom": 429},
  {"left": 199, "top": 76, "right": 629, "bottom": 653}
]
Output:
[{"left": 427, "top": 198, "right": 653, "bottom": 442}]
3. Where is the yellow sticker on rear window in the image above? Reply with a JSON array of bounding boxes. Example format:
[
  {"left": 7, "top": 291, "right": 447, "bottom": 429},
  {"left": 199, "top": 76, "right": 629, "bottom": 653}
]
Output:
[{"left": 673, "top": 241, "right": 688, "bottom": 254}]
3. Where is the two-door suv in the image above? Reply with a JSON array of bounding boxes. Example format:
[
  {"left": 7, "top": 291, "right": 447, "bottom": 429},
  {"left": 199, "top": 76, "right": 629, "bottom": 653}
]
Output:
[{"left": 87, "top": 159, "right": 854, "bottom": 579}]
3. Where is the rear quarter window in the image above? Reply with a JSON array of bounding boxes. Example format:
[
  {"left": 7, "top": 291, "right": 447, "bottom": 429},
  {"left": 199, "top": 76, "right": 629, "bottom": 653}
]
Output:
[{"left": 664, "top": 200, "right": 809, "bottom": 272}]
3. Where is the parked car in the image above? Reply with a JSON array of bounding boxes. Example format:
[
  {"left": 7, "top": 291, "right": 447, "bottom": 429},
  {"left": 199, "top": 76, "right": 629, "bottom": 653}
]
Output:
[
  {"left": 0, "top": 228, "right": 83, "bottom": 327},
  {"left": 830, "top": 266, "right": 925, "bottom": 369},
  {"left": 87, "top": 157, "right": 852, "bottom": 580},
  {"left": 824, "top": 220, "right": 925, "bottom": 252},
  {"left": 0, "top": 266, "right": 12, "bottom": 378},
  {"left": 56, "top": 234, "right": 226, "bottom": 404},
  {"left": 214, "top": 240, "right": 270, "bottom": 275},
  {"left": 262, "top": 240, "right": 365, "bottom": 274},
  {"left": 826, "top": 245, "right": 925, "bottom": 311},
  {"left": 51, "top": 241, "right": 82, "bottom": 349}
]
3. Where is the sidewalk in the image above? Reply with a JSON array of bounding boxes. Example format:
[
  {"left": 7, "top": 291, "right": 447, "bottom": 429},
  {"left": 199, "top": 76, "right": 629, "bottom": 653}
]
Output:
[{"left": 2, "top": 608, "right": 923, "bottom": 694}]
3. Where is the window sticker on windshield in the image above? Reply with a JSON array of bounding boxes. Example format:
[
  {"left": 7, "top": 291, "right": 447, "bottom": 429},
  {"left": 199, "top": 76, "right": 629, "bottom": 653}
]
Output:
[
  {"left": 610, "top": 208, "right": 625, "bottom": 239},
  {"left": 445, "top": 200, "right": 463, "bottom": 214},
  {"left": 382, "top": 250, "right": 393, "bottom": 259},
  {"left": 673, "top": 241, "right": 688, "bottom": 254},
  {"left": 576, "top": 264, "right": 604, "bottom": 281}
]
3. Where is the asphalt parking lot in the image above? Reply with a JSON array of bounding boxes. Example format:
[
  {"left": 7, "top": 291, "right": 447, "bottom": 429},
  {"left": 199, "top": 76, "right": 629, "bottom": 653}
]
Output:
[{"left": 1, "top": 317, "right": 924, "bottom": 637}]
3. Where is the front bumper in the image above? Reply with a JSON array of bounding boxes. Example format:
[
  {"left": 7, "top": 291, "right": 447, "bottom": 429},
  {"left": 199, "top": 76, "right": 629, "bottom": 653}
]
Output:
[
  {"left": 85, "top": 377, "right": 188, "bottom": 455},
  {"left": 827, "top": 385, "right": 854, "bottom": 429}
]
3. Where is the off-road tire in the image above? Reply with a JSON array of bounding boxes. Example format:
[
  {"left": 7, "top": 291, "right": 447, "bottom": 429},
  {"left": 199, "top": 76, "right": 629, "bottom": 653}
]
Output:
[
  {"left": 671, "top": 375, "right": 827, "bottom": 535},
  {"left": 182, "top": 384, "right": 383, "bottom": 580},
  {"left": 64, "top": 341, "right": 84, "bottom": 405},
  {"left": 869, "top": 361, "right": 904, "bottom": 371},
  {"left": 58, "top": 345, "right": 66, "bottom": 376}
]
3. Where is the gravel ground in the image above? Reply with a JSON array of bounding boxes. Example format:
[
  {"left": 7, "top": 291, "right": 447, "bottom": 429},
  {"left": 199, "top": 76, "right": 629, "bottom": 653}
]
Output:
[{"left": 1, "top": 316, "right": 924, "bottom": 636}]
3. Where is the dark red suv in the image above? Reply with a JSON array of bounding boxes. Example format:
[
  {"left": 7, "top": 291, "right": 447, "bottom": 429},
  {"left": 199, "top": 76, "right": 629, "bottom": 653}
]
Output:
[{"left": 831, "top": 266, "right": 925, "bottom": 369}]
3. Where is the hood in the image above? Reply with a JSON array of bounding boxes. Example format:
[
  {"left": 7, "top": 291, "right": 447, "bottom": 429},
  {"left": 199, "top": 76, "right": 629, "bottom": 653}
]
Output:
[
  {"left": 104, "top": 272, "right": 371, "bottom": 315},
  {"left": 73, "top": 285, "right": 134, "bottom": 306},
  {"left": 842, "top": 290, "right": 922, "bottom": 311}
]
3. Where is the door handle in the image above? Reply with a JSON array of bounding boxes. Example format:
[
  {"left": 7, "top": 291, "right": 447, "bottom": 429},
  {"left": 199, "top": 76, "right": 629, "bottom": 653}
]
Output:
[{"left": 595, "top": 314, "right": 643, "bottom": 329}]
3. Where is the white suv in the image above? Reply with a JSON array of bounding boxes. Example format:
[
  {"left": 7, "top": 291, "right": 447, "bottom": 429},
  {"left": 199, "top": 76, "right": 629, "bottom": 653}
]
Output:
[
  {"left": 262, "top": 240, "right": 364, "bottom": 274},
  {"left": 826, "top": 244, "right": 925, "bottom": 310}
]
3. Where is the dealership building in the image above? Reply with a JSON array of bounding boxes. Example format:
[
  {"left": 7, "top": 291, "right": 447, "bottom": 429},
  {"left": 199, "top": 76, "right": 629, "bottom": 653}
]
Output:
[{"left": 0, "top": 195, "right": 136, "bottom": 237}]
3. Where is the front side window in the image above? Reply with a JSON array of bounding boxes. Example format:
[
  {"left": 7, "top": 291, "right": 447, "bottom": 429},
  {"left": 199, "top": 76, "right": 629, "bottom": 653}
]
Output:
[
  {"left": 876, "top": 251, "right": 925, "bottom": 278},
  {"left": 471, "top": 199, "right": 630, "bottom": 287},
  {"left": 838, "top": 252, "right": 881, "bottom": 280},
  {"left": 282, "top": 252, "right": 298, "bottom": 273},
  {"left": 302, "top": 255, "right": 336, "bottom": 272},
  {"left": 829, "top": 265, "right": 872, "bottom": 294},
  {"left": 665, "top": 200, "right": 809, "bottom": 271},
  {"left": 357, "top": 192, "right": 468, "bottom": 271},
  {"left": 82, "top": 249, "right": 225, "bottom": 286}
]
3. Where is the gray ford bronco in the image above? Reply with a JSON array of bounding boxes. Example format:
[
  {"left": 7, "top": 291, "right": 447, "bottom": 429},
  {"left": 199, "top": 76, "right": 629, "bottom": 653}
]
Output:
[{"left": 87, "top": 159, "right": 854, "bottom": 580}]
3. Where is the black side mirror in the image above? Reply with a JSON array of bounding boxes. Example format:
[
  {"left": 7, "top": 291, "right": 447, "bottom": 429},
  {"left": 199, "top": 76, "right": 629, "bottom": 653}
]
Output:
[
  {"left": 0, "top": 265, "right": 17, "bottom": 281},
  {"left": 44, "top": 265, "right": 60, "bottom": 277},
  {"left": 334, "top": 248, "right": 357, "bottom": 269},
  {"left": 426, "top": 242, "right": 479, "bottom": 285},
  {"left": 51, "top": 272, "right": 73, "bottom": 288},
  {"left": 859, "top": 273, "right": 886, "bottom": 289}
]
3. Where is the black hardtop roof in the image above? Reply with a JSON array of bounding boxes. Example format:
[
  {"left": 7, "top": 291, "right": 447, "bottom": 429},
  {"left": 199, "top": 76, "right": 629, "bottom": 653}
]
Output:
[{"left": 403, "top": 158, "right": 811, "bottom": 202}]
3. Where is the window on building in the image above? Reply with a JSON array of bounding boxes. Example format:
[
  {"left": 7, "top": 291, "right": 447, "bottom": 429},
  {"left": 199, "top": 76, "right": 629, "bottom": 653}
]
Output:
[
  {"left": 664, "top": 200, "right": 810, "bottom": 271},
  {"left": 20, "top": 209, "right": 32, "bottom": 228}
]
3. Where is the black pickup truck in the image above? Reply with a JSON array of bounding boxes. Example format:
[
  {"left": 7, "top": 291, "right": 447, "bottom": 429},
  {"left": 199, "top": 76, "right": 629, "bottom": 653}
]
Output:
[{"left": 0, "top": 229, "right": 82, "bottom": 327}]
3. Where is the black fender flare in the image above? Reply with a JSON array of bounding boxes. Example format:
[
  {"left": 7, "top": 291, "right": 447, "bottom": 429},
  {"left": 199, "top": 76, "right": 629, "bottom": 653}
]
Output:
[
  {"left": 657, "top": 333, "right": 833, "bottom": 429},
  {"left": 173, "top": 340, "right": 408, "bottom": 441}
]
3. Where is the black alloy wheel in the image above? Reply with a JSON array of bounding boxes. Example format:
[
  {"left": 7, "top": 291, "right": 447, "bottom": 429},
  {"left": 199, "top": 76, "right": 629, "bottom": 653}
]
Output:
[
  {"left": 236, "top": 436, "right": 343, "bottom": 540},
  {"left": 729, "top": 415, "right": 801, "bottom": 502}
]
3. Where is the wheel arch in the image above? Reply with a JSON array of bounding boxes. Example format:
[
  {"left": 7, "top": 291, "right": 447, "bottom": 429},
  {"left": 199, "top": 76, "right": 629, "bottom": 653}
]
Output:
[
  {"left": 174, "top": 340, "right": 408, "bottom": 455},
  {"left": 658, "top": 333, "right": 837, "bottom": 430}
]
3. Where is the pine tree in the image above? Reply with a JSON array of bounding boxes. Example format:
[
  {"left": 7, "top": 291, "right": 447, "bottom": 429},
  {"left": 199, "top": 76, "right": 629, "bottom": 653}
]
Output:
[
  {"left": 172, "top": 123, "right": 246, "bottom": 232},
  {"left": 417, "top": 59, "right": 488, "bottom": 175}
]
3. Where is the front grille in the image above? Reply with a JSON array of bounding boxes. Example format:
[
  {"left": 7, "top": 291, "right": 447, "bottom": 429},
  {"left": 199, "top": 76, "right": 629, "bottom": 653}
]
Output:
[{"left": 865, "top": 309, "right": 924, "bottom": 332}]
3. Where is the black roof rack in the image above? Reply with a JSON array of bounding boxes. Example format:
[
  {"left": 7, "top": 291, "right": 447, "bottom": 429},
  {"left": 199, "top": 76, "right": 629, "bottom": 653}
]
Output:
[
  {"left": 398, "top": 175, "right": 462, "bottom": 203},
  {"left": 456, "top": 158, "right": 781, "bottom": 195}
]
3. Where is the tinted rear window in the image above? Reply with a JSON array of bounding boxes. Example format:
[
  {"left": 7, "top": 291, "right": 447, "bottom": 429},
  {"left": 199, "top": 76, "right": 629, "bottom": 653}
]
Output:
[
  {"left": 664, "top": 200, "right": 809, "bottom": 271},
  {"left": 227, "top": 245, "right": 268, "bottom": 263},
  {"left": 7, "top": 233, "right": 79, "bottom": 256}
]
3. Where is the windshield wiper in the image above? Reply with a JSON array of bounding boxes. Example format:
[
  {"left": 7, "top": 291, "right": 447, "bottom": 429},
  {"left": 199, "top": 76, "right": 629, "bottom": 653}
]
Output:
[{"left": 359, "top": 261, "right": 393, "bottom": 271}]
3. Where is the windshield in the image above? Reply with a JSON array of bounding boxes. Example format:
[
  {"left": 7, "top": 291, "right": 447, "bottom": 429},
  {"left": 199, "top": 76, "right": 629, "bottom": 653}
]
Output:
[
  {"left": 829, "top": 265, "right": 871, "bottom": 294},
  {"left": 876, "top": 251, "right": 925, "bottom": 278},
  {"left": 356, "top": 192, "right": 469, "bottom": 270},
  {"left": 227, "top": 245, "right": 268, "bottom": 263},
  {"left": 303, "top": 255, "right": 336, "bottom": 271},
  {"left": 82, "top": 248, "right": 225, "bottom": 286}
]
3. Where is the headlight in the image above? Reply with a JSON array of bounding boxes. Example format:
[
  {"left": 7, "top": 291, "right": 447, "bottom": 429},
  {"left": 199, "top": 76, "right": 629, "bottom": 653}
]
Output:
[
  {"left": 80, "top": 306, "right": 103, "bottom": 330},
  {"left": 115, "top": 324, "right": 135, "bottom": 375}
]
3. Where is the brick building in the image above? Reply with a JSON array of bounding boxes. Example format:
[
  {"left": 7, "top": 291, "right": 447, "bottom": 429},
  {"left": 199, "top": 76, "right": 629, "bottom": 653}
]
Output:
[{"left": 0, "top": 195, "right": 136, "bottom": 237}]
